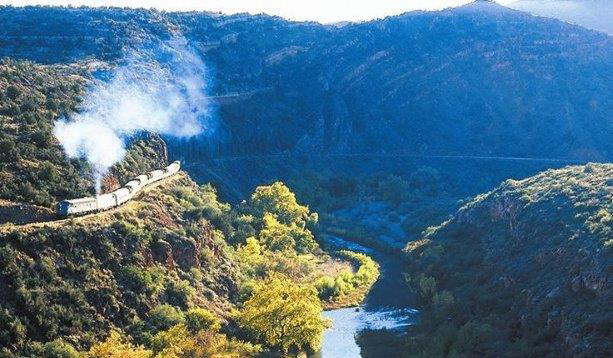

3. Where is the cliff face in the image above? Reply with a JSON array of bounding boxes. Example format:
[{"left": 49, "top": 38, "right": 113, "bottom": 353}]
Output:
[
  {"left": 0, "top": 2, "right": 611, "bottom": 164},
  {"left": 404, "top": 163, "right": 612, "bottom": 357}
]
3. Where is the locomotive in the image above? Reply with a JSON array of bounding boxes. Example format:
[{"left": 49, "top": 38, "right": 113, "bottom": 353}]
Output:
[{"left": 57, "top": 161, "right": 181, "bottom": 217}]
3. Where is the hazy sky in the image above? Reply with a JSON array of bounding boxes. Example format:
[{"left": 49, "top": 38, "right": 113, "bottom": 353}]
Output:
[{"left": 1, "top": 0, "right": 515, "bottom": 23}]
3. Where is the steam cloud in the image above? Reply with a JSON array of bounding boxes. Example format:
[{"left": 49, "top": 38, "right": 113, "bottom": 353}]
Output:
[{"left": 54, "top": 37, "right": 212, "bottom": 192}]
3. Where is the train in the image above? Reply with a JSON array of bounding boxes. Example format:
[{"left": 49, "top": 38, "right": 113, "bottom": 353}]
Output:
[{"left": 57, "top": 161, "right": 181, "bottom": 217}]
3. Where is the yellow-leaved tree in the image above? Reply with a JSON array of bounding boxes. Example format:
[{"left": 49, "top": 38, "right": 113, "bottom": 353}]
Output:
[
  {"left": 258, "top": 213, "right": 317, "bottom": 253},
  {"left": 237, "top": 276, "right": 330, "bottom": 355},
  {"left": 246, "top": 182, "right": 319, "bottom": 253},
  {"left": 88, "top": 331, "right": 152, "bottom": 358},
  {"left": 247, "top": 182, "right": 318, "bottom": 228}
]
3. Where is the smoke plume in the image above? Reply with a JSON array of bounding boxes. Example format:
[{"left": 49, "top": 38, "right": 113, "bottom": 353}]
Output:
[{"left": 54, "top": 37, "right": 212, "bottom": 192}]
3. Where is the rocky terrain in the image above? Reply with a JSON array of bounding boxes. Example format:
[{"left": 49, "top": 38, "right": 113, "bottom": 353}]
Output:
[
  {"left": 403, "top": 163, "right": 612, "bottom": 357},
  {"left": 0, "top": 171, "right": 240, "bottom": 356}
]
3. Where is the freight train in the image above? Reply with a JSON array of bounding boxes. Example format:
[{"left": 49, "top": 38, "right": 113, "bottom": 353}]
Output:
[{"left": 57, "top": 161, "right": 180, "bottom": 217}]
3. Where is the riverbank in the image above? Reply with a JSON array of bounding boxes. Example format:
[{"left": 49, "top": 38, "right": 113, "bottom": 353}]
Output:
[{"left": 312, "top": 236, "right": 418, "bottom": 358}]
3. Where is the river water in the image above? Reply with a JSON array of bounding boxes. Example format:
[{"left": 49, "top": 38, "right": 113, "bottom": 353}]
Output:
[{"left": 311, "top": 237, "right": 418, "bottom": 358}]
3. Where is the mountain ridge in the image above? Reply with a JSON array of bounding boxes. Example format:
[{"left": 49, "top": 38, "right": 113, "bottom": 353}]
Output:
[{"left": 0, "top": 4, "right": 611, "bottom": 164}]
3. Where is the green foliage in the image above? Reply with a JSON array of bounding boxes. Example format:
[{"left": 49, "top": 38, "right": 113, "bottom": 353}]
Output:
[
  {"left": 377, "top": 174, "right": 410, "bottom": 206},
  {"left": 258, "top": 213, "right": 317, "bottom": 253},
  {"left": 238, "top": 276, "right": 329, "bottom": 354},
  {"left": 0, "top": 59, "right": 93, "bottom": 207},
  {"left": 164, "top": 280, "right": 195, "bottom": 310},
  {"left": 185, "top": 308, "right": 221, "bottom": 333},
  {"left": 246, "top": 181, "right": 318, "bottom": 228},
  {"left": 87, "top": 331, "right": 152, "bottom": 358},
  {"left": 150, "top": 323, "right": 261, "bottom": 358},
  {"left": 121, "top": 265, "right": 165, "bottom": 295},
  {"left": 43, "top": 340, "right": 80, "bottom": 358},
  {"left": 315, "top": 250, "right": 380, "bottom": 304},
  {"left": 403, "top": 164, "right": 613, "bottom": 357},
  {"left": 147, "top": 305, "right": 185, "bottom": 333}
]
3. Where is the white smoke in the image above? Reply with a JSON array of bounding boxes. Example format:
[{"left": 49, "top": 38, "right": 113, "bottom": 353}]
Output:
[{"left": 54, "top": 37, "right": 212, "bottom": 192}]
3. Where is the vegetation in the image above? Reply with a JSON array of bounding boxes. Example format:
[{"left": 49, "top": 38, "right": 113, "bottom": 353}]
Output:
[
  {"left": 402, "top": 164, "right": 613, "bottom": 358},
  {"left": 315, "top": 251, "right": 379, "bottom": 307},
  {"left": 0, "top": 59, "right": 171, "bottom": 209},
  {"left": 237, "top": 276, "right": 329, "bottom": 355},
  {"left": 0, "top": 59, "right": 93, "bottom": 207},
  {"left": 0, "top": 168, "right": 379, "bottom": 357},
  {"left": 0, "top": 4, "right": 610, "bottom": 163}
]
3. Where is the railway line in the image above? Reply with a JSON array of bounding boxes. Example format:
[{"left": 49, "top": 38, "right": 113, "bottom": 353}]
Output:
[
  {"left": 0, "top": 169, "right": 184, "bottom": 232},
  {"left": 205, "top": 153, "right": 586, "bottom": 164}
]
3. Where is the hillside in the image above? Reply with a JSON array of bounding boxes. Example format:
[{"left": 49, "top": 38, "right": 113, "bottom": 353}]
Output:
[
  {"left": 403, "top": 163, "right": 612, "bottom": 357},
  {"left": 0, "top": 59, "right": 169, "bottom": 211},
  {"left": 0, "top": 2, "right": 611, "bottom": 164},
  {"left": 0, "top": 173, "right": 241, "bottom": 355}
]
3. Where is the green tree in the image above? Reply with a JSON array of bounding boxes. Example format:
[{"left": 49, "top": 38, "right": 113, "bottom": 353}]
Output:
[
  {"left": 247, "top": 182, "right": 317, "bottom": 228},
  {"left": 147, "top": 304, "right": 185, "bottom": 332},
  {"left": 185, "top": 308, "right": 221, "bottom": 333},
  {"left": 88, "top": 331, "right": 152, "bottom": 358},
  {"left": 238, "top": 276, "right": 330, "bottom": 354},
  {"left": 42, "top": 339, "right": 80, "bottom": 358},
  {"left": 258, "top": 213, "right": 317, "bottom": 253}
]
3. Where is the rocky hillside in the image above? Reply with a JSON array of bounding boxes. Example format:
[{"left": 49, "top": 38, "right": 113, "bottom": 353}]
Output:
[
  {"left": 0, "top": 172, "right": 240, "bottom": 357},
  {"left": 0, "top": 2, "right": 611, "bottom": 163},
  {"left": 404, "top": 163, "right": 612, "bottom": 357}
]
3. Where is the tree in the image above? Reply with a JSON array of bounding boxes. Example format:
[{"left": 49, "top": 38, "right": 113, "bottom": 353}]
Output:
[
  {"left": 185, "top": 308, "right": 220, "bottom": 333},
  {"left": 88, "top": 331, "right": 152, "bottom": 358},
  {"left": 377, "top": 175, "right": 409, "bottom": 206},
  {"left": 247, "top": 182, "right": 317, "bottom": 228},
  {"left": 258, "top": 213, "right": 317, "bottom": 253},
  {"left": 147, "top": 305, "right": 185, "bottom": 332},
  {"left": 43, "top": 340, "right": 80, "bottom": 358},
  {"left": 237, "top": 276, "right": 330, "bottom": 354}
]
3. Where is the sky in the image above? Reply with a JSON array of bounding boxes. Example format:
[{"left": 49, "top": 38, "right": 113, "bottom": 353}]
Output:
[{"left": 0, "top": 0, "right": 515, "bottom": 23}]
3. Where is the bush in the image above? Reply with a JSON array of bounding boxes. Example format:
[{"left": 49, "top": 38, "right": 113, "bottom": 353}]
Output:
[
  {"left": 121, "top": 265, "right": 164, "bottom": 295},
  {"left": 185, "top": 308, "right": 221, "bottom": 333},
  {"left": 147, "top": 304, "right": 185, "bottom": 332},
  {"left": 42, "top": 340, "right": 80, "bottom": 358},
  {"left": 164, "top": 280, "right": 195, "bottom": 310}
]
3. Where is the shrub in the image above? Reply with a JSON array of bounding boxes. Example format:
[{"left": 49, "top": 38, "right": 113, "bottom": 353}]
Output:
[
  {"left": 121, "top": 265, "right": 164, "bottom": 295},
  {"left": 42, "top": 340, "right": 80, "bottom": 358},
  {"left": 164, "top": 280, "right": 195, "bottom": 310},
  {"left": 147, "top": 304, "right": 185, "bottom": 332},
  {"left": 88, "top": 331, "right": 152, "bottom": 358},
  {"left": 185, "top": 308, "right": 221, "bottom": 333}
]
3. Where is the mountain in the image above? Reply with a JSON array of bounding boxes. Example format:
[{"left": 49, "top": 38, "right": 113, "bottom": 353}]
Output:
[
  {"left": 403, "top": 163, "right": 612, "bottom": 357},
  {"left": 509, "top": 0, "right": 613, "bottom": 35},
  {"left": 0, "top": 2, "right": 611, "bottom": 166}
]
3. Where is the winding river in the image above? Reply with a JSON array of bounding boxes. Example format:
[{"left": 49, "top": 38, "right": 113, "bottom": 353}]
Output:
[{"left": 311, "top": 237, "right": 418, "bottom": 358}]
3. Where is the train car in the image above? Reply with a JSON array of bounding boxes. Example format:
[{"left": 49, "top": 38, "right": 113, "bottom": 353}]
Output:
[
  {"left": 136, "top": 174, "right": 149, "bottom": 186},
  {"left": 57, "top": 161, "right": 181, "bottom": 217},
  {"left": 149, "top": 169, "right": 165, "bottom": 181},
  {"left": 57, "top": 197, "right": 96, "bottom": 217},
  {"left": 113, "top": 187, "right": 132, "bottom": 205},
  {"left": 165, "top": 161, "right": 181, "bottom": 175},
  {"left": 96, "top": 193, "right": 116, "bottom": 211},
  {"left": 125, "top": 179, "right": 142, "bottom": 193}
]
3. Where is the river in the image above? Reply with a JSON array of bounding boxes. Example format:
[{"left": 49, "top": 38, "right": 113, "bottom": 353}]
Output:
[{"left": 311, "top": 237, "right": 418, "bottom": 358}]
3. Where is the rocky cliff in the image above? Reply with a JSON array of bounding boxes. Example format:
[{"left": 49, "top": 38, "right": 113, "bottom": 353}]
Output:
[{"left": 404, "top": 163, "right": 612, "bottom": 357}]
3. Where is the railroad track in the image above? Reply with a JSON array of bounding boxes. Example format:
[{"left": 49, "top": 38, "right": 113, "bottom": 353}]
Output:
[
  {"left": 202, "top": 153, "right": 587, "bottom": 164},
  {"left": 0, "top": 172, "right": 184, "bottom": 232}
]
